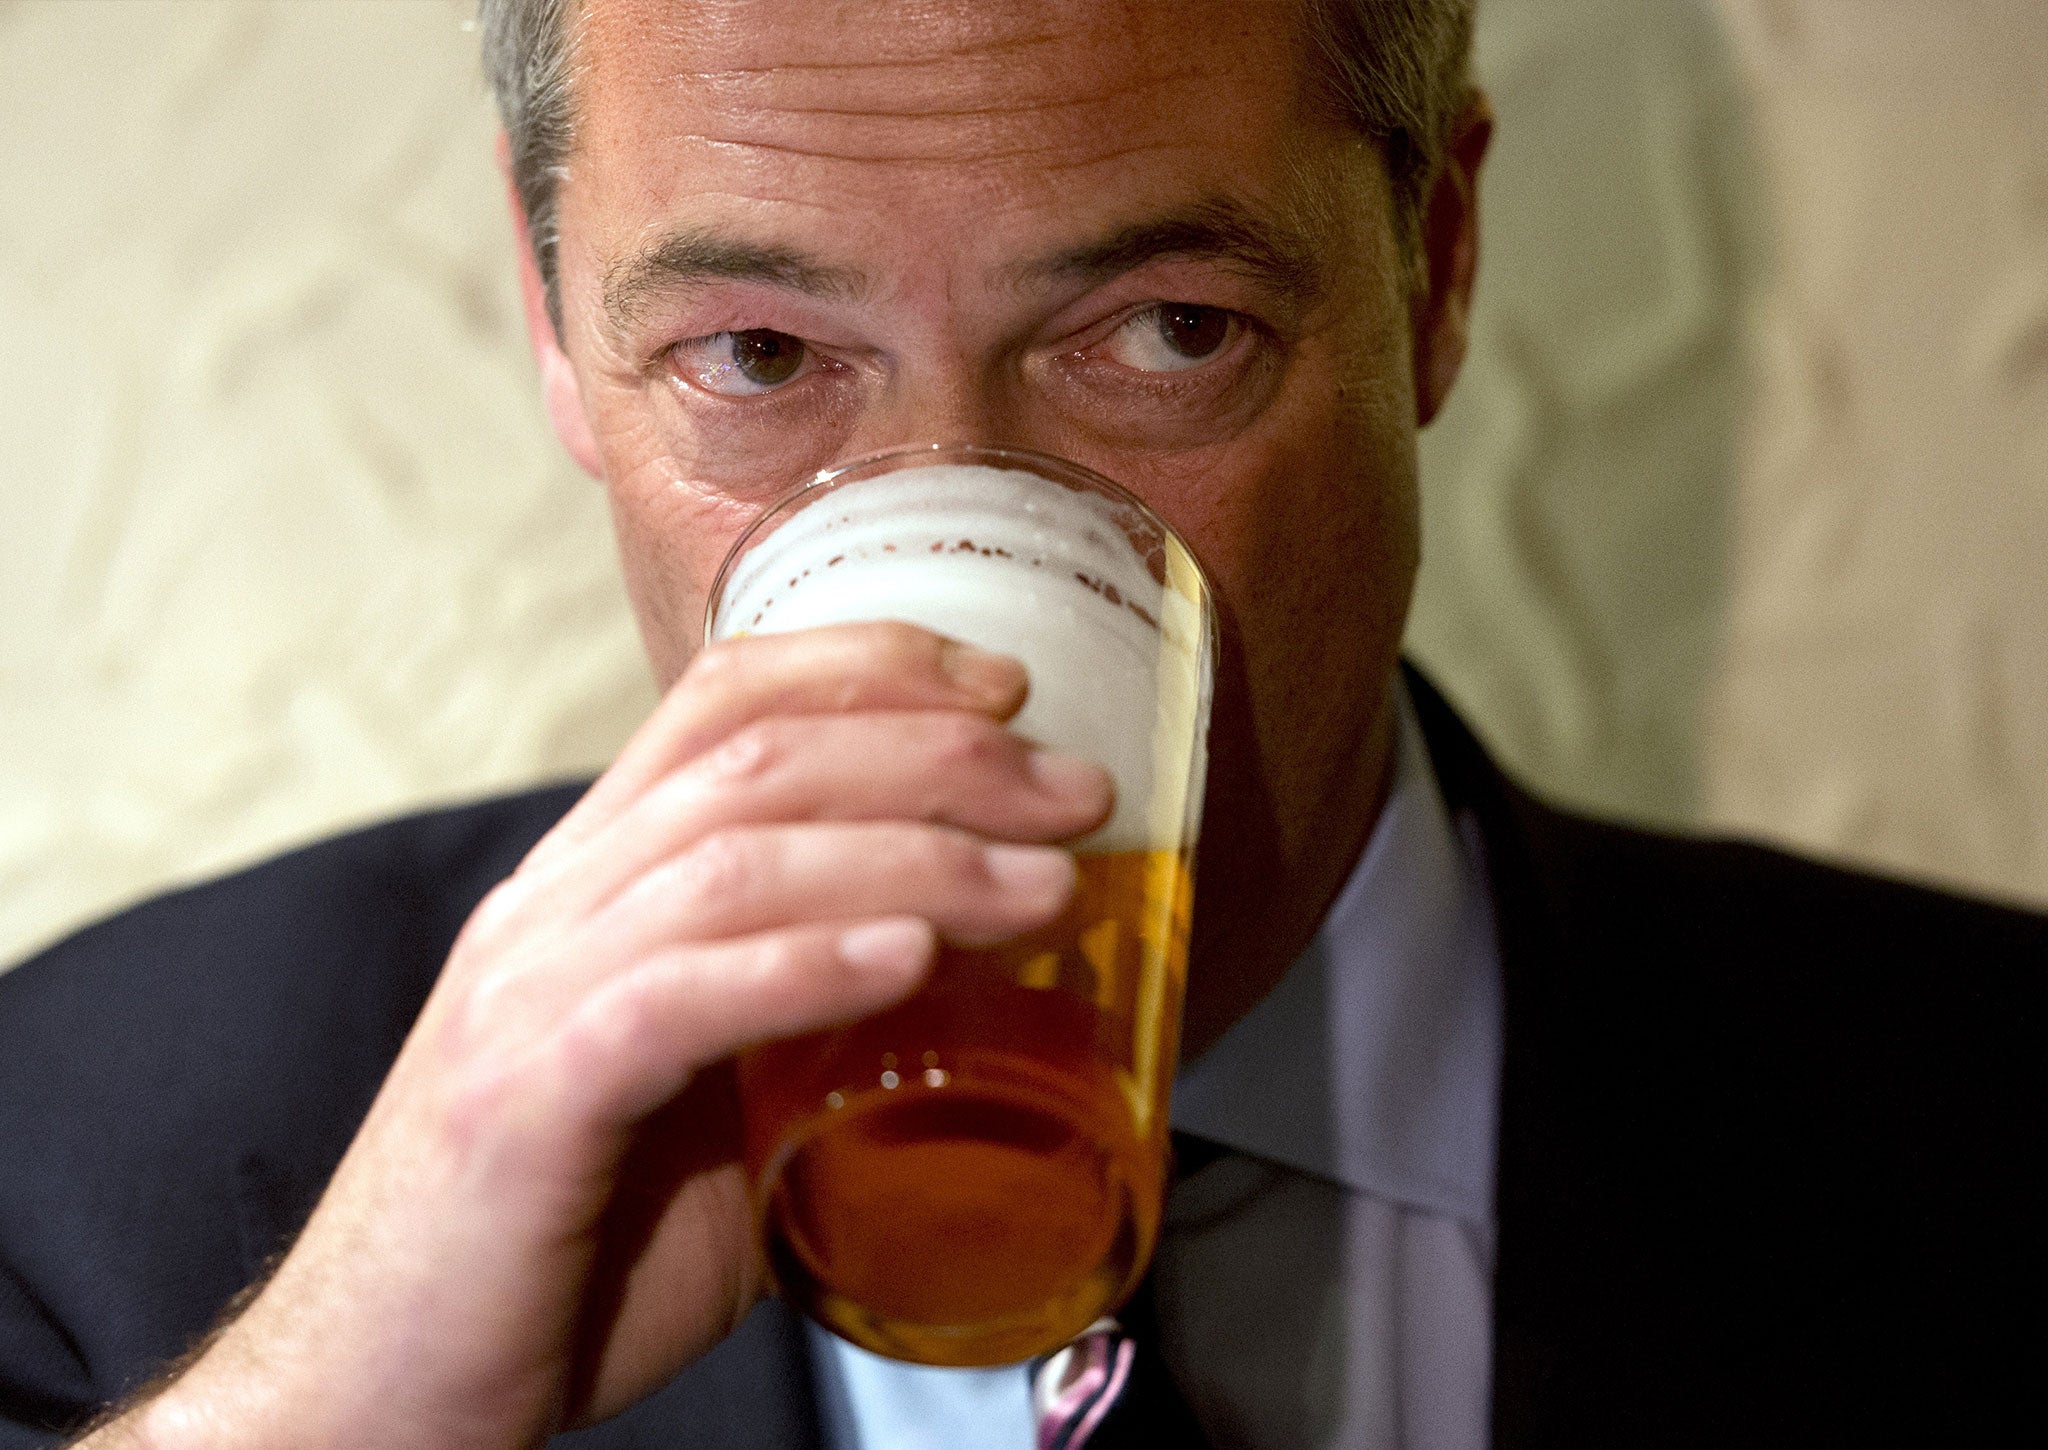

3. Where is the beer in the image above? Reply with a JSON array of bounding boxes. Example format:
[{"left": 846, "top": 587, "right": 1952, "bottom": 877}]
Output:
[
  {"left": 708, "top": 448, "right": 1215, "bottom": 1365},
  {"left": 740, "top": 848, "right": 1192, "bottom": 1365}
]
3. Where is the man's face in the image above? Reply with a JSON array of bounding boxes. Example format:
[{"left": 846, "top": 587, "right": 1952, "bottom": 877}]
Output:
[{"left": 530, "top": 0, "right": 1469, "bottom": 1031}]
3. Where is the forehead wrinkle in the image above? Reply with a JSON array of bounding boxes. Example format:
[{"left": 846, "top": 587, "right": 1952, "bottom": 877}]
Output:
[
  {"left": 669, "top": 63, "right": 1205, "bottom": 165},
  {"left": 1010, "top": 198, "right": 1328, "bottom": 303},
  {"left": 709, "top": 86, "right": 1178, "bottom": 121},
  {"left": 678, "top": 55, "right": 1193, "bottom": 118},
  {"left": 673, "top": 26, "right": 1070, "bottom": 76},
  {"left": 630, "top": 6, "right": 1225, "bottom": 134},
  {"left": 677, "top": 133, "right": 1186, "bottom": 171},
  {"left": 601, "top": 228, "right": 868, "bottom": 334}
]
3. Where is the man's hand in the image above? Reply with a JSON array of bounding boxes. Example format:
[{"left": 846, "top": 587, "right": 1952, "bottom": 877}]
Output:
[{"left": 106, "top": 622, "right": 1111, "bottom": 1450}]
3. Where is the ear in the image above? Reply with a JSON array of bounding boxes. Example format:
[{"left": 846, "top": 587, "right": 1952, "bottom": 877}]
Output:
[
  {"left": 499, "top": 132, "right": 604, "bottom": 481},
  {"left": 1411, "top": 93, "right": 1494, "bottom": 427}
]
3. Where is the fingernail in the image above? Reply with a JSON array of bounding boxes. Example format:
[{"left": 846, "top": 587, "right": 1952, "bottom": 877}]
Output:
[
  {"left": 838, "top": 918, "right": 936, "bottom": 981},
  {"left": 982, "top": 843, "right": 1076, "bottom": 902},
  {"left": 942, "top": 641, "right": 1026, "bottom": 703},
  {"left": 1028, "top": 748, "right": 1113, "bottom": 802}
]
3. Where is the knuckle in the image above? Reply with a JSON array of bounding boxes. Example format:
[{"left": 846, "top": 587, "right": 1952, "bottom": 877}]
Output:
[
  {"left": 552, "top": 981, "right": 657, "bottom": 1089},
  {"left": 434, "top": 1051, "right": 534, "bottom": 1163},
  {"left": 437, "top": 976, "right": 493, "bottom": 1051},
  {"left": 683, "top": 636, "right": 748, "bottom": 694},
  {"left": 460, "top": 876, "right": 531, "bottom": 949},
  {"left": 744, "top": 932, "right": 814, "bottom": 1001},
  {"left": 909, "top": 824, "right": 985, "bottom": 883},
  {"left": 819, "top": 621, "right": 936, "bottom": 710},
  {"left": 857, "top": 619, "right": 950, "bottom": 684},
  {"left": 434, "top": 953, "right": 532, "bottom": 1058},
  {"left": 748, "top": 930, "right": 870, "bottom": 1024},
  {"left": 668, "top": 828, "right": 760, "bottom": 912},
  {"left": 867, "top": 618, "right": 939, "bottom": 665},
  {"left": 928, "top": 711, "right": 1011, "bottom": 772},
  {"left": 695, "top": 716, "right": 786, "bottom": 788}
]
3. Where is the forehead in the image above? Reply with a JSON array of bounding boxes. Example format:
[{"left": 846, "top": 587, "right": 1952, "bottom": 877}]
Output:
[{"left": 563, "top": 0, "right": 1325, "bottom": 264}]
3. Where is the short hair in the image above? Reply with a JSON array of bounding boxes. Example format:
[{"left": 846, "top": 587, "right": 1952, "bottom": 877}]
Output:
[{"left": 480, "top": 0, "right": 1475, "bottom": 336}]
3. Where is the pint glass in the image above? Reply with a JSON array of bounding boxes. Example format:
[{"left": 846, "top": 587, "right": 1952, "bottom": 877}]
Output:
[{"left": 704, "top": 444, "right": 1216, "bottom": 1366}]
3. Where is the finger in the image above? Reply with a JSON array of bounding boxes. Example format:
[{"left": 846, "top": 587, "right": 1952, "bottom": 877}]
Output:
[
  {"left": 550, "top": 916, "right": 940, "bottom": 1128},
  {"left": 656, "top": 711, "right": 1114, "bottom": 841},
  {"left": 531, "top": 623, "right": 1028, "bottom": 870},
  {"left": 591, "top": 822, "right": 1077, "bottom": 958},
  {"left": 533, "top": 712, "right": 1112, "bottom": 923}
]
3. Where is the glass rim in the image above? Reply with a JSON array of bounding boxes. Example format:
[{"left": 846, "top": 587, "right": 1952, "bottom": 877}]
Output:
[{"left": 702, "top": 442, "right": 1214, "bottom": 645}]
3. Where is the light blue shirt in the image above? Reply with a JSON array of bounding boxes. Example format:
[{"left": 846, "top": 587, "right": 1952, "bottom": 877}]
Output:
[{"left": 810, "top": 684, "right": 1504, "bottom": 1448}]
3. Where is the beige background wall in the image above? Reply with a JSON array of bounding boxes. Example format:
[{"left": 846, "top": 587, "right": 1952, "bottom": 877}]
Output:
[
  {"left": 5, "top": 0, "right": 2046, "bottom": 970},
  {"left": 1700, "top": 1, "right": 2048, "bottom": 909}
]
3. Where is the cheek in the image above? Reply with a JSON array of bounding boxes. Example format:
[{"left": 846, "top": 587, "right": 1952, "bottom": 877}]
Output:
[
  {"left": 1151, "top": 342, "right": 1419, "bottom": 798},
  {"left": 1209, "top": 408, "right": 1416, "bottom": 673},
  {"left": 596, "top": 412, "right": 769, "bottom": 687},
  {"left": 1166, "top": 335, "right": 1419, "bottom": 655}
]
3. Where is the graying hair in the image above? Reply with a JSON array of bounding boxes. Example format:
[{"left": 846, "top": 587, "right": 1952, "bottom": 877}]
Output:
[
  {"left": 479, "top": 0, "right": 579, "bottom": 337},
  {"left": 1304, "top": 0, "right": 1477, "bottom": 258},
  {"left": 479, "top": 0, "right": 1475, "bottom": 335}
]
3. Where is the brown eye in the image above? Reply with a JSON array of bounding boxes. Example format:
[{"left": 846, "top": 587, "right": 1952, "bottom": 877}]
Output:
[
  {"left": 730, "top": 330, "right": 805, "bottom": 386},
  {"left": 1158, "top": 304, "right": 1230, "bottom": 360},
  {"left": 675, "top": 330, "right": 812, "bottom": 395},
  {"left": 1102, "top": 304, "right": 1238, "bottom": 373}
]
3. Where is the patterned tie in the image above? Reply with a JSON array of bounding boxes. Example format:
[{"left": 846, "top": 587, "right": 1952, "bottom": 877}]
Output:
[{"left": 1029, "top": 1135, "right": 1221, "bottom": 1449}]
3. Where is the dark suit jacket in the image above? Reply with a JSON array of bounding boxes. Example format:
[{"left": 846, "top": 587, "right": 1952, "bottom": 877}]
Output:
[{"left": 2, "top": 677, "right": 2041, "bottom": 1448}]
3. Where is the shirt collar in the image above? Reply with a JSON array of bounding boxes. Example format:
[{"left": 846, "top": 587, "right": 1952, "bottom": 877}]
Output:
[{"left": 1170, "top": 679, "right": 1504, "bottom": 1224}]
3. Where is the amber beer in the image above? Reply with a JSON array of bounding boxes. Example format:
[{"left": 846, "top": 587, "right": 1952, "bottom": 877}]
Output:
[
  {"left": 740, "top": 848, "right": 1192, "bottom": 1364},
  {"left": 706, "top": 446, "right": 1215, "bottom": 1366}
]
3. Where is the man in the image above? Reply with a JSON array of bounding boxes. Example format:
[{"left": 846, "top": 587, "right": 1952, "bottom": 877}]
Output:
[{"left": 0, "top": 1, "right": 2039, "bottom": 1447}]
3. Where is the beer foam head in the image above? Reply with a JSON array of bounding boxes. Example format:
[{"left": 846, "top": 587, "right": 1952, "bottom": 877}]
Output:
[{"left": 710, "top": 463, "right": 1211, "bottom": 851}]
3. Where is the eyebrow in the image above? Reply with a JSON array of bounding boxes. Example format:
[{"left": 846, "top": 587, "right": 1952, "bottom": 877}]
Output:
[
  {"left": 600, "top": 198, "right": 1324, "bottom": 335},
  {"left": 1017, "top": 198, "right": 1325, "bottom": 305},
  {"left": 603, "top": 231, "right": 867, "bottom": 333}
]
